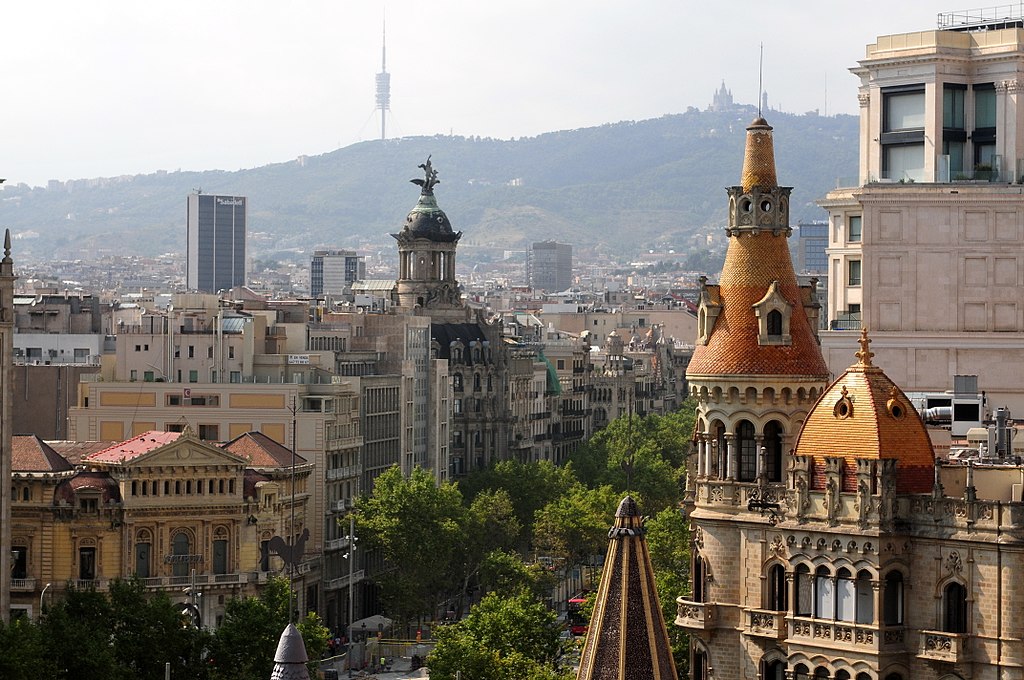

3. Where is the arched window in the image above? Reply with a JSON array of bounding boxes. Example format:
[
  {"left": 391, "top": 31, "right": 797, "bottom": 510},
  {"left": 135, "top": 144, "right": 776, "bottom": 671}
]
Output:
[
  {"left": 692, "top": 647, "right": 708, "bottom": 680},
  {"left": 764, "top": 420, "right": 784, "bottom": 482},
  {"left": 814, "top": 668, "right": 830, "bottom": 678},
  {"left": 856, "top": 570, "right": 874, "bottom": 624},
  {"left": 944, "top": 582, "right": 968, "bottom": 634},
  {"left": 793, "top": 664, "right": 810, "bottom": 680},
  {"left": 135, "top": 532, "right": 152, "bottom": 578},
  {"left": 767, "top": 309, "right": 783, "bottom": 336},
  {"left": 815, "top": 566, "right": 835, "bottom": 619},
  {"left": 453, "top": 374, "right": 462, "bottom": 391},
  {"left": 884, "top": 571, "right": 904, "bottom": 625},
  {"left": 764, "top": 659, "right": 786, "bottom": 680},
  {"left": 767, "top": 563, "right": 787, "bottom": 611},
  {"left": 796, "top": 564, "right": 813, "bottom": 616},
  {"left": 693, "top": 554, "right": 707, "bottom": 603},
  {"left": 737, "top": 420, "right": 757, "bottom": 482},
  {"left": 836, "top": 567, "right": 855, "bottom": 622},
  {"left": 835, "top": 671, "right": 851, "bottom": 680}
]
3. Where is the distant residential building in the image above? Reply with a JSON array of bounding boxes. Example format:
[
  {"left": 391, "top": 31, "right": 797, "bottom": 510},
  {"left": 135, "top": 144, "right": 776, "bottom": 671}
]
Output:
[
  {"left": 186, "top": 193, "right": 246, "bottom": 293},
  {"left": 310, "top": 249, "right": 365, "bottom": 299},
  {"left": 530, "top": 241, "right": 572, "bottom": 292}
]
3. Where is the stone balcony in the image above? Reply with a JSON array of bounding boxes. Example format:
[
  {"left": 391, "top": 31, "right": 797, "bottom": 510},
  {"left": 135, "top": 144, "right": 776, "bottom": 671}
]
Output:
[
  {"left": 918, "top": 630, "right": 971, "bottom": 663},
  {"left": 674, "top": 598, "right": 716, "bottom": 630},
  {"left": 789, "top": 617, "right": 882, "bottom": 651},
  {"left": 742, "top": 608, "right": 786, "bottom": 640}
]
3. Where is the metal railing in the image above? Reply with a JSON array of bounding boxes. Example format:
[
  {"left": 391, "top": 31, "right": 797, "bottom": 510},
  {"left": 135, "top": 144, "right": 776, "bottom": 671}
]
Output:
[{"left": 939, "top": 5, "right": 1024, "bottom": 31}]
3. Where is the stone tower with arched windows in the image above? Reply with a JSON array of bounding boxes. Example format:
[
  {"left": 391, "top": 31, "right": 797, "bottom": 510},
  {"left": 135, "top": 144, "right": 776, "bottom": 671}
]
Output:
[
  {"left": 679, "top": 116, "right": 1024, "bottom": 680},
  {"left": 687, "top": 118, "right": 829, "bottom": 491},
  {"left": 681, "top": 118, "right": 833, "bottom": 678}
]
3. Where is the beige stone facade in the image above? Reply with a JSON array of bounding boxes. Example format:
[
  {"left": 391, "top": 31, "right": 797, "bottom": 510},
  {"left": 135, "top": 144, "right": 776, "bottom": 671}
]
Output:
[{"left": 820, "top": 23, "right": 1024, "bottom": 414}]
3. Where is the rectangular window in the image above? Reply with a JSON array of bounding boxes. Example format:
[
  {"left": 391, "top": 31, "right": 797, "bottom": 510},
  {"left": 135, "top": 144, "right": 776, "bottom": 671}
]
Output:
[
  {"left": 188, "top": 345, "right": 195, "bottom": 359},
  {"left": 882, "top": 87, "right": 926, "bottom": 181},
  {"left": 849, "top": 260, "right": 862, "bottom": 287},
  {"left": 230, "top": 371, "right": 241, "bottom": 383},
  {"left": 815, "top": 575, "right": 835, "bottom": 619},
  {"left": 213, "top": 539, "right": 228, "bottom": 574},
  {"left": 229, "top": 346, "right": 236, "bottom": 359},
  {"left": 12, "top": 547, "right": 27, "bottom": 580},
  {"left": 198, "top": 424, "right": 220, "bottom": 440},
  {"left": 130, "top": 370, "right": 138, "bottom": 381},
  {"left": 208, "top": 346, "right": 214, "bottom": 359},
  {"left": 79, "top": 547, "right": 96, "bottom": 580},
  {"left": 189, "top": 370, "right": 198, "bottom": 383},
  {"left": 848, "top": 216, "right": 862, "bottom": 243},
  {"left": 883, "top": 144, "right": 925, "bottom": 181},
  {"left": 144, "top": 371, "right": 154, "bottom": 382},
  {"left": 943, "top": 85, "right": 966, "bottom": 129},
  {"left": 885, "top": 90, "right": 925, "bottom": 131},
  {"left": 975, "top": 84, "right": 996, "bottom": 128}
]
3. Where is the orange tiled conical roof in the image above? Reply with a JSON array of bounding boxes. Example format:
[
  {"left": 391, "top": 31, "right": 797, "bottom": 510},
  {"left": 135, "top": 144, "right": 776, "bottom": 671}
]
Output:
[
  {"left": 740, "top": 117, "right": 777, "bottom": 191},
  {"left": 687, "top": 118, "right": 828, "bottom": 379},
  {"left": 794, "top": 330, "right": 935, "bottom": 494},
  {"left": 576, "top": 496, "right": 677, "bottom": 680}
]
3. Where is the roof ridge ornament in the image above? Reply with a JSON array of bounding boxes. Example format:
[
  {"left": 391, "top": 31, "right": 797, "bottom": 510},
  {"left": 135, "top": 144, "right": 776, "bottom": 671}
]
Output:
[{"left": 855, "top": 328, "right": 874, "bottom": 367}]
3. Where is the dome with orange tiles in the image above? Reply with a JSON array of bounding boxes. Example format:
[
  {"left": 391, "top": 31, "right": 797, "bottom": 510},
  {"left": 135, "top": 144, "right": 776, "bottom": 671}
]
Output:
[
  {"left": 794, "top": 330, "right": 935, "bottom": 494},
  {"left": 687, "top": 117, "right": 829, "bottom": 380}
]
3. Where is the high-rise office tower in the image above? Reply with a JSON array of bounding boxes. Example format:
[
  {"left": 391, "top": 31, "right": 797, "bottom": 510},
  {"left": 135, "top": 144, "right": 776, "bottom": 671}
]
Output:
[
  {"left": 530, "top": 240, "right": 572, "bottom": 292},
  {"left": 186, "top": 193, "right": 247, "bottom": 293},
  {"left": 310, "top": 249, "right": 366, "bottom": 298}
]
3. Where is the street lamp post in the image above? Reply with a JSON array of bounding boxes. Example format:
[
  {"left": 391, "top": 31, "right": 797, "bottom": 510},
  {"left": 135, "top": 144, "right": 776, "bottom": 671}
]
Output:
[
  {"left": 345, "top": 514, "right": 357, "bottom": 677},
  {"left": 39, "top": 582, "right": 52, "bottom": 617}
]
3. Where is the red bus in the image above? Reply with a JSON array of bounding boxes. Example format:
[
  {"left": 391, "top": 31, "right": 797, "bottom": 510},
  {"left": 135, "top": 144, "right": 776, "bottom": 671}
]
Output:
[{"left": 567, "top": 596, "right": 589, "bottom": 635}]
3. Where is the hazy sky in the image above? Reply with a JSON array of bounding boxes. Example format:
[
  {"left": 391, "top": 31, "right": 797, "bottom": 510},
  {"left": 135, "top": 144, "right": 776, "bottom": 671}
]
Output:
[{"left": 3, "top": 1, "right": 952, "bottom": 186}]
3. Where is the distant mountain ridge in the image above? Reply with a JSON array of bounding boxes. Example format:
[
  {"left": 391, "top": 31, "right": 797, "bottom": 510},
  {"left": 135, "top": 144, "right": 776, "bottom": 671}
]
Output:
[{"left": 0, "top": 107, "right": 857, "bottom": 262}]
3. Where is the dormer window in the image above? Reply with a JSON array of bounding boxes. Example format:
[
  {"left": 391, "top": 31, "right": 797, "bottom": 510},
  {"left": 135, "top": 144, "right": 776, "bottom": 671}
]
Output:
[{"left": 752, "top": 281, "right": 793, "bottom": 346}]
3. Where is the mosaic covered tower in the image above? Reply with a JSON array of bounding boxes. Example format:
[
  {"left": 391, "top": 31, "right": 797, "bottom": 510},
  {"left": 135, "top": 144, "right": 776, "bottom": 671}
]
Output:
[
  {"left": 687, "top": 117, "right": 830, "bottom": 491},
  {"left": 577, "top": 496, "right": 677, "bottom": 680}
]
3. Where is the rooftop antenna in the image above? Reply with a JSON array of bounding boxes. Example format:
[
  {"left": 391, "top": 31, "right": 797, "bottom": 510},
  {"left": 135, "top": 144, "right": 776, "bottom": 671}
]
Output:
[
  {"left": 375, "top": 13, "right": 391, "bottom": 141},
  {"left": 758, "top": 42, "right": 764, "bottom": 118}
]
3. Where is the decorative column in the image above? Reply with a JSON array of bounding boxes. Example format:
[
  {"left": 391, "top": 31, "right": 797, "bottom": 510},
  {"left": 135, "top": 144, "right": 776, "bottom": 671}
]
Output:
[
  {"left": 725, "top": 434, "right": 737, "bottom": 481},
  {"left": 697, "top": 437, "right": 707, "bottom": 477}
]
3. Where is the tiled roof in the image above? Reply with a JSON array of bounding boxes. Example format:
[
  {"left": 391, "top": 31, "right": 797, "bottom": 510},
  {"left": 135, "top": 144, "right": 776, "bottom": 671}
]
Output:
[
  {"left": 686, "top": 232, "right": 829, "bottom": 377},
  {"left": 687, "top": 116, "right": 829, "bottom": 380},
  {"left": 12, "top": 435, "right": 73, "bottom": 472},
  {"left": 223, "top": 432, "right": 306, "bottom": 467},
  {"left": 576, "top": 496, "right": 677, "bottom": 680},
  {"left": 46, "top": 441, "right": 119, "bottom": 465},
  {"left": 54, "top": 471, "right": 121, "bottom": 505},
  {"left": 794, "top": 331, "right": 935, "bottom": 494},
  {"left": 85, "top": 431, "right": 183, "bottom": 464}
]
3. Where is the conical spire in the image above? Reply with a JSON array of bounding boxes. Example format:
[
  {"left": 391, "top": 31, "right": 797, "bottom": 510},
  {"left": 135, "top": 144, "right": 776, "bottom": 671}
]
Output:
[
  {"left": 740, "top": 117, "right": 778, "bottom": 191},
  {"left": 270, "top": 623, "right": 309, "bottom": 680},
  {"left": 576, "top": 496, "right": 677, "bottom": 680},
  {"left": 687, "top": 117, "right": 829, "bottom": 379}
]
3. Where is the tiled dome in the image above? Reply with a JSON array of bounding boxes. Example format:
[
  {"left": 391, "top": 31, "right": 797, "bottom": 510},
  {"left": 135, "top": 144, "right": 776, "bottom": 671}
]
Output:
[{"left": 794, "top": 330, "right": 935, "bottom": 494}]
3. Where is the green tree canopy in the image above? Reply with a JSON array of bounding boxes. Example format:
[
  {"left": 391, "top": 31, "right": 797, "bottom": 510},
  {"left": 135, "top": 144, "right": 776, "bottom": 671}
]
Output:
[
  {"left": 208, "top": 576, "right": 328, "bottom": 680},
  {"left": 426, "top": 590, "right": 570, "bottom": 680},
  {"left": 533, "top": 483, "right": 621, "bottom": 567},
  {"left": 357, "top": 465, "right": 467, "bottom": 622}
]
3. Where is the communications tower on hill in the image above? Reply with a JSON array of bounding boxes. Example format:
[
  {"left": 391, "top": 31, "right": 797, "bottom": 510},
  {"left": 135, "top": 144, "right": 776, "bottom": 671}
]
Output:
[{"left": 375, "top": 20, "right": 391, "bottom": 141}]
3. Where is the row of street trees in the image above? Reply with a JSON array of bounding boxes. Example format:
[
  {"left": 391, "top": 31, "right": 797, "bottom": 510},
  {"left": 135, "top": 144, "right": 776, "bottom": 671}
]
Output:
[
  {"left": 0, "top": 577, "right": 328, "bottom": 680},
  {"left": 355, "top": 405, "right": 696, "bottom": 678}
]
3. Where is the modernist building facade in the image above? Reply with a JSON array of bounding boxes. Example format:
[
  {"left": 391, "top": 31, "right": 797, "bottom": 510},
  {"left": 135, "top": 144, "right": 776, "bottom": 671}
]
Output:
[
  {"left": 310, "top": 249, "right": 365, "bottom": 299},
  {"left": 819, "top": 15, "right": 1024, "bottom": 414},
  {"left": 187, "top": 193, "right": 247, "bottom": 294},
  {"left": 679, "top": 106, "right": 1024, "bottom": 679}
]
